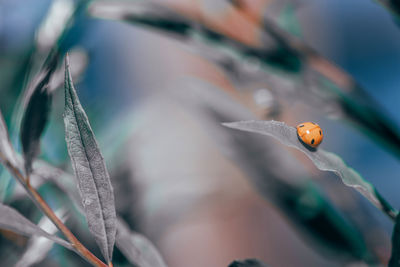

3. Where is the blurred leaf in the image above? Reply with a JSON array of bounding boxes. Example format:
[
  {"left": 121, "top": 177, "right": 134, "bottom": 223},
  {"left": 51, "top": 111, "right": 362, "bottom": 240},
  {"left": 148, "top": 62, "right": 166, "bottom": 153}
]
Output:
[
  {"left": 277, "top": 4, "right": 302, "bottom": 37},
  {"left": 10, "top": 0, "right": 85, "bottom": 145},
  {"left": 116, "top": 218, "right": 167, "bottom": 267},
  {"left": 0, "top": 203, "right": 72, "bottom": 250},
  {"left": 318, "top": 79, "right": 400, "bottom": 162},
  {"left": 35, "top": 0, "right": 75, "bottom": 52},
  {"left": 32, "top": 162, "right": 166, "bottom": 267},
  {"left": 63, "top": 54, "right": 116, "bottom": 263},
  {"left": 0, "top": 109, "right": 20, "bottom": 200},
  {"left": 49, "top": 48, "right": 89, "bottom": 92},
  {"left": 180, "top": 79, "right": 375, "bottom": 262},
  {"left": 223, "top": 120, "right": 397, "bottom": 220},
  {"left": 15, "top": 208, "right": 68, "bottom": 267},
  {"left": 390, "top": 214, "right": 400, "bottom": 267},
  {"left": 89, "top": 1, "right": 192, "bottom": 37},
  {"left": 0, "top": 110, "right": 18, "bottom": 168},
  {"left": 32, "top": 161, "right": 83, "bottom": 210},
  {"left": 20, "top": 52, "right": 59, "bottom": 175},
  {"left": 228, "top": 259, "right": 269, "bottom": 267},
  {"left": 123, "top": 79, "right": 375, "bottom": 263},
  {"left": 375, "top": 0, "right": 400, "bottom": 18},
  {"left": 89, "top": 0, "right": 400, "bottom": 160}
]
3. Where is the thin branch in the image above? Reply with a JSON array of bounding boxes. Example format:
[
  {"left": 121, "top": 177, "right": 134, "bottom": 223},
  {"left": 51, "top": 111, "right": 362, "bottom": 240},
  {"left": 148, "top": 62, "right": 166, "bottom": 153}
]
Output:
[{"left": 0, "top": 152, "right": 108, "bottom": 267}]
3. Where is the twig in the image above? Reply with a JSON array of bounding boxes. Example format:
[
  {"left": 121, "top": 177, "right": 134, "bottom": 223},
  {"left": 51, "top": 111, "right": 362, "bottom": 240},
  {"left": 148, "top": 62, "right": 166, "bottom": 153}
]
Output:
[{"left": 0, "top": 153, "right": 108, "bottom": 267}]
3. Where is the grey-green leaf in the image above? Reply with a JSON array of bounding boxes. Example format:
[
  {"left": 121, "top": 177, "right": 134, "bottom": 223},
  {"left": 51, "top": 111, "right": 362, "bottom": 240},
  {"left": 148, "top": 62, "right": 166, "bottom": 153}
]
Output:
[
  {"left": 116, "top": 218, "right": 167, "bottom": 267},
  {"left": 223, "top": 120, "right": 397, "bottom": 220},
  {"left": 20, "top": 52, "right": 58, "bottom": 175},
  {"left": 63, "top": 54, "right": 116, "bottom": 263},
  {"left": 0, "top": 110, "right": 18, "bottom": 168},
  {"left": 228, "top": 259, "right": 269, "bottom": 267},
  {"left": 0, "top": 203, "right": 72, "bottom": 250},
  {"left": 32, "top": 162, "right": 166, "bottom": 267},
  {"left": 390, "top": 214, "right": 400, "bottom": 267}
]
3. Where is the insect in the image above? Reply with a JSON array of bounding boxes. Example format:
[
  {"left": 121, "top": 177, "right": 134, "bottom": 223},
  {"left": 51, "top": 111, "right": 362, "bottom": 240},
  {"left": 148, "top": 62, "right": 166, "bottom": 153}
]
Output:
[{"left": 296, "top": 122, "right": 323, "bottom": 148}]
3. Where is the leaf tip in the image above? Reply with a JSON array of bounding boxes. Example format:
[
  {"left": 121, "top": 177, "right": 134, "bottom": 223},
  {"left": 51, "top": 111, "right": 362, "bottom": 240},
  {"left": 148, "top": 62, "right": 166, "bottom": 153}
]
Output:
[
  {"left": 222, "top": 122, "right": 236, "bottom": 128},
  {"left": 64, "top": 52, "right": 72, "bottom": 81},
  {"left": 65, "top": 52, "right": 70, "bottom": 66}
]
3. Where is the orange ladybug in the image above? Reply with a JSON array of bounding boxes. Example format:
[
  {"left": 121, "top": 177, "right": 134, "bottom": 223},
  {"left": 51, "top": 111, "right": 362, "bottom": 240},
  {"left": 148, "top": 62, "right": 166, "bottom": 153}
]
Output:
[{"left": 296, "top": 122, "right": 323, "bottom": 148}]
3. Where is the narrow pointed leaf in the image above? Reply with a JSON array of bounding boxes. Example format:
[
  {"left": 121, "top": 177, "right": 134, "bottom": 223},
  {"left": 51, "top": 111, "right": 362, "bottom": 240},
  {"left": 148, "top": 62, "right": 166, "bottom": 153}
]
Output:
[
  {"left": 223, "top": 120, "right": 397, "bottom": 220},
  {"left": 228, "top": 259, "right": 269, "bottom": 267},
  {"left": 390, "top": 214, "right": 400, "bottom": 267},
  {"left": 0, "top": 203, "right": 72, "bottom": 250},
  {"left": 63, "top": 54, "right": 116, "bottom": 263},
  {"left": 20, "top": 52, "right": 58, "bottom": 175},
  {"left": 0, "top": 110, "right": 18, "bottom": 168},
  {"left": 116, "top": 218, "right": 167, "bottom": 267},
  {"left": 32, "top": 163, "right": 165, "bottom": 267}
]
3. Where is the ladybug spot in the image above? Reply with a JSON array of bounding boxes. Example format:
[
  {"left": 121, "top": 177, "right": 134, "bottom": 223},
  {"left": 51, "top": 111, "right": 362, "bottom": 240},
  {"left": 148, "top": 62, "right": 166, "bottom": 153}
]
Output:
[
  {"left": 299, "top": 125, "right": 304, "bottom": 127},
  {"left": 311, "top": 139, "right": 315, "bottom": 144},
  {"left": 319, "top": 130, "right": 322, "bottom": 135}
]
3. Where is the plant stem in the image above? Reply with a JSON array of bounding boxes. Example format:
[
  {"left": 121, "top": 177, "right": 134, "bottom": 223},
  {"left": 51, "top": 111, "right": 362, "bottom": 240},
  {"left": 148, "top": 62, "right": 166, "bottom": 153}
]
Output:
[{"left": 0, "top": 154, "right": 108, "bottom": 267}]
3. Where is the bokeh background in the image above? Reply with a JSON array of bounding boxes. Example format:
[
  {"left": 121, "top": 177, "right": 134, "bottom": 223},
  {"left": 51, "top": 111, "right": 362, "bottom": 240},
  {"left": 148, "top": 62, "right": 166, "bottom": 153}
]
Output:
[{"left": 1, "top": 0, "right": 400, "bottom": 266}]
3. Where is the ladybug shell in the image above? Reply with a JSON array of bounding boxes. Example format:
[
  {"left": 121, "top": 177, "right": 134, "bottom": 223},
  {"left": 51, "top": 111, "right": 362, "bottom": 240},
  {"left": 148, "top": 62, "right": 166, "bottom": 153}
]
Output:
[{"left": 296, "top": 122, "right": 323, "bottom": 148}]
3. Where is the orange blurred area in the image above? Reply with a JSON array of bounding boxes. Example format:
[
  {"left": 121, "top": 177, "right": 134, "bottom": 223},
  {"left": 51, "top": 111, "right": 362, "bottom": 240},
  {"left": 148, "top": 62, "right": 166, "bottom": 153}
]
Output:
[{"left": 158, "top": 0, "right": 271, "bottom": 47}]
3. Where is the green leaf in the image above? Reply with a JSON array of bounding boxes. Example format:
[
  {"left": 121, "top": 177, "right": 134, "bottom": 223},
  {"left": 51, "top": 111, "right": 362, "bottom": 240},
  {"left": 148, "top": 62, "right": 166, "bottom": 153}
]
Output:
[
  {"left": 223, "top": 120, "right": 397, "bottom": 220},
  {"left": 20, "top": 52, "right": 58, "bottom": 175},
  {"left": 63, "top": 54, "right": 116, "bottom": 263}
]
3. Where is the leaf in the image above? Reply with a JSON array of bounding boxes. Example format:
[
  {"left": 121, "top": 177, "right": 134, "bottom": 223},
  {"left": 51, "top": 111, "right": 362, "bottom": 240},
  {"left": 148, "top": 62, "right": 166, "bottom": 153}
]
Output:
[
  {"left": 223, "top": 120, "right": 397, "bottom": 220},
  {"left": 390, "top": 214, "right": 400, "bottom": 267},
  {"left": 15, "top": 208, "right": 69, "bottom": 267},
  {"left": 89, "top": 1, "right": 192, "bottom": 37},
  {"left": 35, "top": 0, "right": 75, "bottom": 51},
  {"left": 49, "top": 49, "right": 88, "bottom": 92},
  {"left": 276, "top": 4, "right": 302, "bottom": 37},
  {"left": 20, "top": 52, "right": 58, "bottom": 175},
  {"left": 228, "top": 259, "right": 269, "bottom": 267},
  {"left": 0, "top": 203, "right": 72, "bottom": 250},
  {"left": 116, "top": 218, "right": 167, "bottom": 267},
  {"left": 375, "top": 0, "right": 400, "bottom": 18},
  {"left": 63, "top": 54, "right": 116, "bottom": 263},
  {"left": 31, "top": 163, "right": 165, "bottom": 267},
  {"left": 175, "top": 79, "right": 376, "bottom": 262},
  {"left": 89, "top": 1, "right": 400, "bottom": 160},
  {"left": 0, "top": 110, "right": 18, "bottom": 168}
]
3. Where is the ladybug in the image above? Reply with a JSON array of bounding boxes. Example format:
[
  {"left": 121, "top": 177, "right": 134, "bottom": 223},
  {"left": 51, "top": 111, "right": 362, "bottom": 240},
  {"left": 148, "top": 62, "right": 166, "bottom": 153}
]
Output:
[{"left": 296, "top": 122, "right": 323, "bottom": 148}]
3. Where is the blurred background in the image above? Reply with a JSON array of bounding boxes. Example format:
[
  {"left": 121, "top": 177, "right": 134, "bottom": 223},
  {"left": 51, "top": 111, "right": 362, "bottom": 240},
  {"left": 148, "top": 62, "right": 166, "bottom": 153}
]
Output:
[{"left": 1, "top": 0, "right": 400, "bottom": 266}]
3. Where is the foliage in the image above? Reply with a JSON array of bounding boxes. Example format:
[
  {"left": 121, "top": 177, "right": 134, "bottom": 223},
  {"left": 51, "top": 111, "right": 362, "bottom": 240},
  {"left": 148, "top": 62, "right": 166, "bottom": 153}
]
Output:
[{"left": 1, "top": 0, "right": 400, "bottom": 266}]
